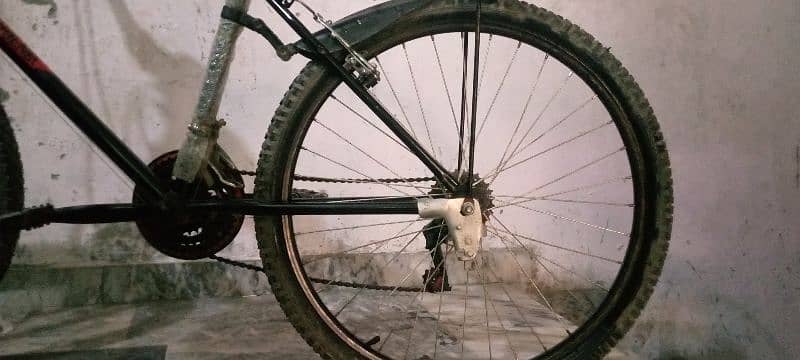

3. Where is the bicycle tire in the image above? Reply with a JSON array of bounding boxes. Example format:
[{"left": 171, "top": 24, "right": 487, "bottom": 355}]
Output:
[
  {"left": 255, "top": 1, "right": 673, "bottom": 358},
  {"left": 0, "top": 104, "right": 24, "bottom": 282}
]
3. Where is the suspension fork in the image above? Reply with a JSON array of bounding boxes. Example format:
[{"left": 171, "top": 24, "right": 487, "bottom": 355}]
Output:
[{"left": 172, "top": 0, "right": 252, "bottom": 184}]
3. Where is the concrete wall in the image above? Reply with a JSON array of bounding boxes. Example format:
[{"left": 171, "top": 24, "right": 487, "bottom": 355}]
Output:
[{"left": 1, "top": 0, "right": 798, "bottom": 359}]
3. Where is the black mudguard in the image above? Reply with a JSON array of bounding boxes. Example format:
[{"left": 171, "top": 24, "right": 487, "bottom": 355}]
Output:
[{"left": 291, "top": 0, "right": 436, "bottom": 58}]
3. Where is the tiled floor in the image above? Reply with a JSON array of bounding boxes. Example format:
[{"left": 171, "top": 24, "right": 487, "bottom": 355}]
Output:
[
  {"left": 0, "top": 289, "right": 632, "bottom": 359},
  {"left": 0, "top": 295, "right": 317, "bottom": 359}
]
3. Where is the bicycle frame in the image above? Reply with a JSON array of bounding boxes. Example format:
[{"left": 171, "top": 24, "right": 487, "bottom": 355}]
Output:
[{"left": 0, "top": 0, "right": 460, "bottom": 230}]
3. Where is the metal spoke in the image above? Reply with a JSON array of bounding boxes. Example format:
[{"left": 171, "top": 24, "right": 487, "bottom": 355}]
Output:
[
  {"left": 314, "top": 118, "right": 430, "bottom": 197},
  {"left": 334, "top": 229, "right": 423, "bottom": 317},
  {"left": 487, "top": 226, "right": 622, "bottom": 264},
  {"left": 489, "top": 70, "right": 573, "bottom": 182},
  {"left": 403, "top": 302, "right": 425, "bottom": 359},
  {"left": 487, "top": 54, "right": 549, "bottom": 181},
  {"left": 433, "top": 231, "right": 451, "bottom": 358},
  {"left": 384, "top": 240, "right": 444, "bottom": 299},
  {"left": 375, "top": 57, "right": 418, "bottom": 139},
  {"left": 296, "top": 218, "right": 424, "bottom": 236},
  {"left": 461, "top": 264, "right": 470, "bottom": 360},
  {"left": 538, "top": 253, "right": 610, "bottom": 292},
  {"left": 475, "top": 41, "right": 522, "bottom": 137},
  {"left": 378, "top": 227, "right": 448, "bottom": 352},
  {"left": 402, "top": 43, "right": 438, "bottom": 158},
  {"left": 497, "top": 239, "right": 579, "bottom": 339},
  {"left": 477, "top": 253, "right": 520, "bottom": 359},
  {"left": 519, "top": 147, "right": 625, "bottom": 197},
  {"left": 304, "top": 224, "right": 445, "bottom": 265},
  {"left": 325, "top": 225, "right": 443, "bottom": 352},
  {"left": 492, "top": 217, "right": 593, "bottom": 317},
  {"left": 330, "top": 94, "right": 412, "bottom": 152},
  {"left": 514, "top": 96, "right": 597, "bottom": 158},
  {"left": 477, "top": 34, "right": 494, "bottom": 93},
  {"left": 431, "top": 35, "right": 461, "bottom": 135},
  {"left": 490, "top": 120, "right": 613, "bottom": 184},
  {"left": 491, "top": 176, "right": 633, "bottom": 211},
  {"left": 537, "top": 175, "right": 633, "bottom": 199},
  {"left": 314, "top": 220, "right": 420, "bottom": 292},
  {"left": 401, "top": 228, "right": 450, "bottom": 360},
  {"left": 494, "top": 198, "right": 630, "bottom": 237},
  {"left": 485, "top": 266, "right": 547, "bottom": 352},
  {"left": 494, "top": 195, "right": 633, "bottom": 208},
  {"left": 479, "top": 257, "right": 494, "bottom": 359},
  {"left": 494, "top": 226, "right": 571, "bottom": 335},
  {"left": 301, "top": 146, "right": 423, "bottom": 195}
]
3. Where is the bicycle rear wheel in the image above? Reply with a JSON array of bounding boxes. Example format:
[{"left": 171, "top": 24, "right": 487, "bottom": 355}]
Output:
[
  {"left": 255, "top": 1, "right": 672, "bottom": 358},
  {"left": 0, "top": 105, "right": 24, "bottom": 281}
]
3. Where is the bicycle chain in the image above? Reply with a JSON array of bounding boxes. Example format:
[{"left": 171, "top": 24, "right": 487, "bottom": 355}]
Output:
[
  {"left": 237, "top": 169, "right": 436, "bottom": 185},
  {"left": 208, "top": 170, "right": 432, "bottom": 293},
  {"left": 209, "top": 254, "right": 423, "bottom": 293}
]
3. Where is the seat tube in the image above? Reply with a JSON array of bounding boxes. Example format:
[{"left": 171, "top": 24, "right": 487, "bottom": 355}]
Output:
[{"left": 172, "top": 0, "right": 252, "bottom": 183}]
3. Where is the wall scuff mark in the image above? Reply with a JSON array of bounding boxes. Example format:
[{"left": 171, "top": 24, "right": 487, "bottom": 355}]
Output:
[
  {"left": 792, "top": 144, "right": 800, "bottom": 189},
  {"left": 21, "top": 0, "right": 58, "bottom": 18}
]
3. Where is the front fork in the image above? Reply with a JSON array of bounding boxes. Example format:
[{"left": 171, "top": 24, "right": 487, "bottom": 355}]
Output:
[{"left": 172, "top": 0, "right": 252, "bottom": 184}]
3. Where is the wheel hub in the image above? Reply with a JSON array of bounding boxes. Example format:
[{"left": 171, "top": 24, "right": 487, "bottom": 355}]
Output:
[
  {"left": 431, "top": 172, "right": 495, "bottom": 222},
  {"left": 421, "top": 173, "right": 495, "bottom": 261}
]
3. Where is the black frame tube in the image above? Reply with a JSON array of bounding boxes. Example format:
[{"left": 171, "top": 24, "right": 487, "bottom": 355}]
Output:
[
  {"left": 0, "top": 1, "right": 457, "bottom": 225},
  {"left": 0, "top": 19, "right": 166, "bottom": 203},
  {"left": 466, "top": 0, "right": 482, "bottom": 195},
  {"left": 46, "top": 199, "right": 419, "bottom": 224},
  {"left": 457, "top": 32, "right": 469, "bottom": 176},
  {"left": 263, "top": 0, "right": 458, "bottom": 191}
]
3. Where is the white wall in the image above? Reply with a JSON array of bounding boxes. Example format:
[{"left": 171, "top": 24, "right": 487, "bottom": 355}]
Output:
[{"left": 1, "top": 1, "right": 799, "bottom": 359}]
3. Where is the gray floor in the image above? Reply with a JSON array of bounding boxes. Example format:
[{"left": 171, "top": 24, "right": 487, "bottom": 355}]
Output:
[
  {"left": 0, "top": 295, "right": 317, "bottom": 359},
  {"left": 0, "top": 289, "right": 632, "bottom": 359}
]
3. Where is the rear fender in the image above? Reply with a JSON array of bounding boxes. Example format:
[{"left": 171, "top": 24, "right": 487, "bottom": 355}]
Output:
[{"left": 292, "top": 0, "right": 436, "bottom": 58}]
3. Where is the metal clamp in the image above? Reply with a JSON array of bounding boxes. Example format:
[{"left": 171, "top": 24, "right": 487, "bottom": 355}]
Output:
[
  {"left": 295, "top": 0, "right": 380, "bottom": 87},
  {"left": 187, "top": 119, "right": 226, "bottom": 138}
]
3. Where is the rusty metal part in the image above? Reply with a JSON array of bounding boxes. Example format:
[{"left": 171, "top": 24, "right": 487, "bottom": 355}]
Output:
[{"left": 423, "top": 266, "right": 451, "bottom": 293}]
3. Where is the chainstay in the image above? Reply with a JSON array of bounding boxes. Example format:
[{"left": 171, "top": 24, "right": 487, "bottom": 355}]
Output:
[
  {"left": 237, "top": 170, "right": 435, "bottom": 185},
  {"left": 227, "top": 171, "right": 432, "bottom": 291},
  {"left": 209, "top": 255, "right": 423, "bottom": 293}
]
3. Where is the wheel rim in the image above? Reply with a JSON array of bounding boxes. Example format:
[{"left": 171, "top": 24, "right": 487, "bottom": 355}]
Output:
[{"left": 269, "top": 15, "right": 653, "bottom": 360}]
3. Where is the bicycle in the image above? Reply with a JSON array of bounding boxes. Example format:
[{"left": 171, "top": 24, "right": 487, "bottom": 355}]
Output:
[{"left": 0, "top": 0, "right": 673, "bottom": 358}]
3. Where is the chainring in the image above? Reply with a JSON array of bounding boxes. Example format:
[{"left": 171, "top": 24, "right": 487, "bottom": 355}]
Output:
[{"left": 133, "top": 151, "right": 245, "bottom": 260}]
